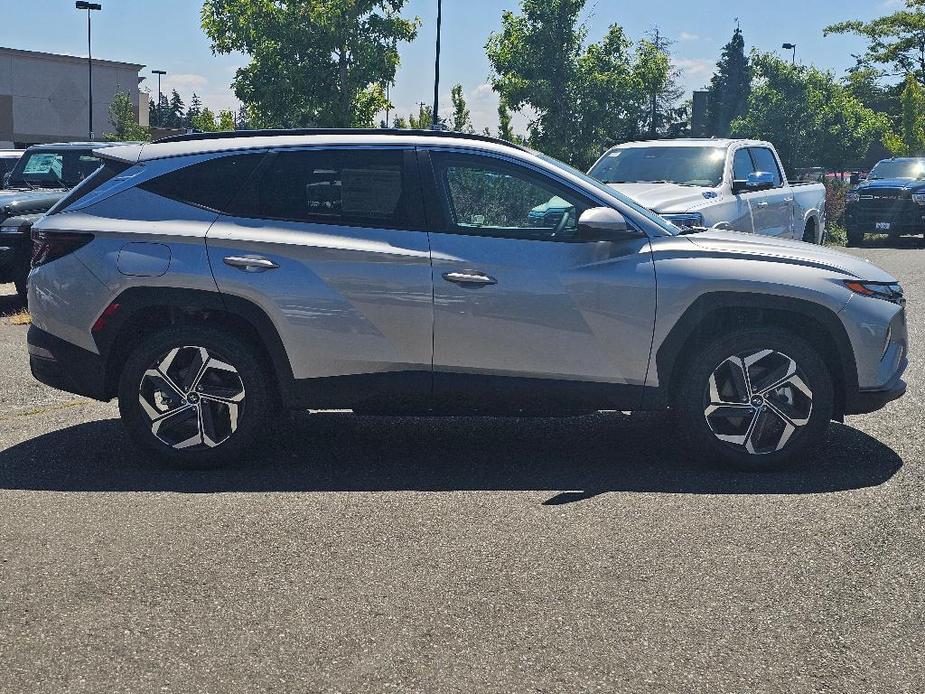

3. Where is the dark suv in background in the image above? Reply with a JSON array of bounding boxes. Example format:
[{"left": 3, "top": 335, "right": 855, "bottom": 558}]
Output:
[
  {"left": 0, "top": 141, "right": 128, "bottom": 300},
  {"left": 846, "top": 157, "right": 925, "bottom": 246}
]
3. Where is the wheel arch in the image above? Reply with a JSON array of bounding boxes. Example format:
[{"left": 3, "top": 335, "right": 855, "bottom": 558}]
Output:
[
  {"left": 95, "top": 287, "right": 294, "bottom": 403},
  {"left": 655, "top": 292, "right": 858, "bottom": 417}
]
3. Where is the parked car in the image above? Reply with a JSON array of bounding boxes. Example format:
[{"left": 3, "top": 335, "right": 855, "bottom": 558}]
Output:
[
  {"left": 0, "top": 149, "right": 24, "bottom": 187},
  {"left": 845, "top": 157, "right": 925, "bottom": 246},
  {"left": 0, "top": 141, "right": 130, "bottom": 299},
  {"left": 26, "top": 129, "right": 906, "bottom": 471},
  {"left": 0, "top": 212, "right": 41, "bottom": 299},
  {"left": 588, "top": 139, "right": 827, "bottom": 243}
]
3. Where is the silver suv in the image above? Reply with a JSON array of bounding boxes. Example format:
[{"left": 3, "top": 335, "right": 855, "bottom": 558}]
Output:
[{"left": 26, "top": 130, "right": 908, "bottom": 470}]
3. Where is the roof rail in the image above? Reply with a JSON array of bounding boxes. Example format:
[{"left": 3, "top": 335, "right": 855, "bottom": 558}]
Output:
[{"left": 152, "top": 127, "right": 531, "bottom": 152}]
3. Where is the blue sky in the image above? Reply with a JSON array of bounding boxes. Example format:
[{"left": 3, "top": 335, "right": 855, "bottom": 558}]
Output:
[{"left": 0, "top": 0, "right": 903, "bottom": 133}]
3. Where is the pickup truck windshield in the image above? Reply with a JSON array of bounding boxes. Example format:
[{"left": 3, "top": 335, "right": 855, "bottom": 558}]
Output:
[
  {"left": 589, "top": 146, "right": 726, "bottom": 188},
  {"left": 868, "top": 160, "right": 925, "bottom": 180},
  {"left": 7, "top": 150, "right": 101, "bottom": 189}
]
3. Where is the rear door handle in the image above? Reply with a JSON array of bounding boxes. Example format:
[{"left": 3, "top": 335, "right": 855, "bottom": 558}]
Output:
[
  {"left": 755, "top": 201, "right": 769, "bottom": 208},
  {"left": 442, "top": 271, "right": 497, "bottom": 286},
  {"left": 223, "top": 255, "right": 279, "bottom": 272}
]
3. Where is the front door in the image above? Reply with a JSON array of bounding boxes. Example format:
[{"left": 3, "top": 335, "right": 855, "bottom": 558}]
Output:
[
  {"left": 423, "top": 150, "right": 657, "bottom": 412},
  {"left": 749, "top": 146, "right": 794, "bottom": 238},
  {"left": 206, "top": 147, "right": 434, "bottom": 406}
]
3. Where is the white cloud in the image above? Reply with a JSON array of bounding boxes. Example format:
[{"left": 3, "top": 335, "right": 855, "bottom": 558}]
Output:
[
  {"left": 144, "top": 72, "right": 240, "bottom": 113},
  {"left": 679, "top": 32, "right": 700, "bottom": 41}
]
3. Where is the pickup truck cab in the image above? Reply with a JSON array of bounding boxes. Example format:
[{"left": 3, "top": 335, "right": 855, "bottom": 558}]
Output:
[
  {"left": 845, "top": 157, "right": 925, "bottom": 246},
  {"left": 0, "top": 141, "right": 129, "bottom": 299},
  {"left": 588, "top": 139, "right": 827, "bottom": 243}
]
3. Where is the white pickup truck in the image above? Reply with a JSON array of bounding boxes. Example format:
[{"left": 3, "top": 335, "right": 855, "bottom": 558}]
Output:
[{"left": 588, "top": 139, "right": 827, "bottom": 243}]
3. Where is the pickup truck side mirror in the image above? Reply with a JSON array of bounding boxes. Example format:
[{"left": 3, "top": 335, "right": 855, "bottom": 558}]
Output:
[
  {"left": 577, "top": 207, "right": 640, "bottom": 241},
  {"left": 732, "top": 171, "right": 775, "bottom": 194}
]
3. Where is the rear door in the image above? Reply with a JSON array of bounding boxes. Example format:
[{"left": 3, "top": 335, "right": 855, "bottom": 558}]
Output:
[
  {"left": 205, "top": 147, "right": 434, "bottom": 403},
  {"left": 423, "top": 149, "right": 656, "bottom": 411},
  {"left": 749, "top": 146, "right": 794, "bottom": 238}
]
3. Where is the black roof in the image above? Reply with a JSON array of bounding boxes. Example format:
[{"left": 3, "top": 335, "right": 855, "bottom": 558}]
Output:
[{"left": 152, "top": 128, "right": 531, "bottom": 153}]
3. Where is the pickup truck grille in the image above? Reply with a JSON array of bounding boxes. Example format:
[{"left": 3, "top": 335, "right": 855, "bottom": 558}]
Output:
[{"left": 847, "top": 189, "right": 925, "bottom": 231}]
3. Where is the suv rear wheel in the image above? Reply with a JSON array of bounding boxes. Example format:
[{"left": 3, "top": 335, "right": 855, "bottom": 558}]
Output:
[
  {"left": 675, "top": 328, "right": 833, "bottom": 471},
  {"left": 118, "top": 326, "right": 273, "bottom": 467}
]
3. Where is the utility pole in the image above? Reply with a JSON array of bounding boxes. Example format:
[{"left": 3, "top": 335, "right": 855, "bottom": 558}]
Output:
[
  {"left": 432, "top": 0, "right": 442, "bottom": 130},
  {"left": 152, "top": 69, "right": 167, "bottom": 127},
  {"left": 650, "top": 27, "right": 661, "bottom": 139},
  {"left": 76, "top": 2, "right": 102, "bottom": 141}
]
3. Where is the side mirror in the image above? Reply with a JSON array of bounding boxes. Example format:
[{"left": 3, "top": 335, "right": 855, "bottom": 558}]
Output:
[
  {"left": 732, "top": 171, "right": 775, "bottom": 194},
  {"left": 577, "top": 207, "right": 638, "bottom": 241}
]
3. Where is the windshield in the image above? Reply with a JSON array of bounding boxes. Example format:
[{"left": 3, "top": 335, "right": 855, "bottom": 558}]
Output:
[
  {"left": 537, "top": 153, "right": 681, "bottom": 236},
  {"left": 868, "top": 160, "right": 925, "bottom": 180},
  {"left": 7, "top": 150, "right": 102, "bottom": 189},
  {"left": 589, "top": 146, "right": 726, "bottom": 187}
]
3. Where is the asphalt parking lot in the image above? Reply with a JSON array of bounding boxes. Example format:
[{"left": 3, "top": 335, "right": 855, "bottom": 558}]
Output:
[{"left": 0, "top": 244, "right": 922, "bottom": 693}]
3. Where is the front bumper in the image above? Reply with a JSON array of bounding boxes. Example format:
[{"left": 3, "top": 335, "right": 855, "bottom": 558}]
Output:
[
  {"left": 843, "top": 357, "right": 907, "bottom": 415},
  {"left": 27, "top": 325, "right": 110, "bottom": 401}
]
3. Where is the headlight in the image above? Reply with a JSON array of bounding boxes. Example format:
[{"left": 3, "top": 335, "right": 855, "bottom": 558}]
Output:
[
  {"left": 913, "top": 193, "right": 925, "bottom": 205},
  {"left": 662, "top": 212, "right": 704, "bottom": 229},
  {"left": 846, "top": 192, "right": 860, "bottom": 203},
  {"left": 844, "top": 280, "right": 905, "bottom": 306}
]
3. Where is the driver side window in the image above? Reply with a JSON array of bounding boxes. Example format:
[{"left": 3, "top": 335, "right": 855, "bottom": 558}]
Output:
[
  {"left": 732, "top": 149, "right": 755, "bottom": 182},
  {"left": 433, "top": 153, "right": 588, "bottom": 241}
]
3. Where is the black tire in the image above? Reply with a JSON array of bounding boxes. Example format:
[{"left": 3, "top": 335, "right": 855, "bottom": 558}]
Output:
[
  {"left": 675, "top": 328, "right": 833, "bottom": 472},
  {"left": 846, "top": 228, "right": 864, "bottom": 247},
  {"left": 801, "top": 220, "right": 817, "bottom": 244},
  {"left": 118, "top": 325, "right": 274, "bottom": 467}
]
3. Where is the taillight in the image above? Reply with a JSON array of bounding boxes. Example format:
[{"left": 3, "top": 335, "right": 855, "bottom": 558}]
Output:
[{"left": 31, "top": 229, "right": 93, "bottom": 268}]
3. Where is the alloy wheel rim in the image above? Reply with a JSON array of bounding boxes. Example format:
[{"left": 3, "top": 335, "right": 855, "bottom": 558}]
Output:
[
  {"left": 703, "top": 349, "right": 813, "bottom": 455},
  {"left": 138, "top": 346, "right": 245, "bottom": 450}
]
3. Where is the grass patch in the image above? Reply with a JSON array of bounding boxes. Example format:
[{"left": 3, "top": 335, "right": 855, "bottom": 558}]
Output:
[{"left": 6, "top": 309, "right": 31, "bottom": 325}]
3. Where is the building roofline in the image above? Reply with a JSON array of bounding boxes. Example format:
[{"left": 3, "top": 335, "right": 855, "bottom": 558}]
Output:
[{"left": 0, "top": 46, "right": 144, "bottom": 71}]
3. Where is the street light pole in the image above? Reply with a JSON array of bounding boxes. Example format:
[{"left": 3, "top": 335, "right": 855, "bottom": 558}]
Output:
[
  {"left": 432, "top": 0, "right": 442, "bottom": 130},
  {"left": 782, "top": 42, "right": 796, "bottom": 65},
  {"left": 152, "top": 70, "right": 167, "bottom": 127},
  {"left": 76, "top": 2, "right": 102, "bottom": 141}
]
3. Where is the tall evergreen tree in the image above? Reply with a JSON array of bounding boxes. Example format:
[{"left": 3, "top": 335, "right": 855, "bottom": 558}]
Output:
[
  {"left": 707, "top": 26, "right": 752, "bottom": 137},
  {"left": 168, "top": 90, "right": 185, "bottom": 129},
  {"left": 450, "top": 84, "right": 473, "bottom": 133}
]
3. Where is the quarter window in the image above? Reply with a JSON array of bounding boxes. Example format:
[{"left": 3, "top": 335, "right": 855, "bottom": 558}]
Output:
[
  {"left": 140, "top": 154, "right": 263, "bottom": 212},
  {"left": 236, "top": 149, "right": 414, "bottom": 229},
  {"left": 434, "top": 154, "right": 588, "bottom": 240}
]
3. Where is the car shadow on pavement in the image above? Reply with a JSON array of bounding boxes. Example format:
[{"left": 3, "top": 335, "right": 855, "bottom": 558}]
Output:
[{"left": 0, "top": 412, "right": 902, "bottom": 501}]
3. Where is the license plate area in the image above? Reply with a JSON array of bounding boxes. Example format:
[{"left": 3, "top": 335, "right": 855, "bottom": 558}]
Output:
[{"left": 876, "top": 222, "right": 892, "bottom": 231}]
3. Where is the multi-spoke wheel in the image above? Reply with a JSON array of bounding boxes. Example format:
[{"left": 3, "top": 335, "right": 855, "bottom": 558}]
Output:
[
  {"left": 139, "top": 346, "right": 246, "bottom": 450},
  {"left": 676, "top": 329, "right": 833, "bottom": 471},
  {"left": 119, "top": 327, "right": 272, "bottom": 466},
  {"left": 704, "top": 349, "right": 813, "bottom": 455}
]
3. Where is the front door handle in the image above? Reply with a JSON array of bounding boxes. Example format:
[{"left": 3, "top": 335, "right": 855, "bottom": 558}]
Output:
[
  {"left": 442, "top": 270, "right": 497, "bottom": 286},
  {"left": 755, "top": 201, "right": 769, "bottom": 208},
  {"left": 223, "top": 255, "right": 279, "bottom": 273}
]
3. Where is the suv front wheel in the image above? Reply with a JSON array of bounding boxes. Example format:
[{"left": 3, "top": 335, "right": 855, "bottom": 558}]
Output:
[
  {"left": 118, "top": 326, "right": 273, "bottom": 467},
  {"left": 676, "top": 328, "right": 834, "bottom": 471}
]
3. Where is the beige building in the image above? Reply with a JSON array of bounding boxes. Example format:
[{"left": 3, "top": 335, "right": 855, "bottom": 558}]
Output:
[{"left": 0, "top": 47, "right": 146, "bottom": 148}]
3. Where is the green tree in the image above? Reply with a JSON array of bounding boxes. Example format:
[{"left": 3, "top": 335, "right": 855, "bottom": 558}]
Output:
[
  {"left": 408, "top": 104, "right": 433, "bottom": 129},
  {"left": 707, "top": 26, "right": 752, "bottom": 137},
  {"left": 167, "top": 90, "right": 185, "bottom": 129},
  {"left": 825, "top": 1, "right": 925, "bottom": 84},
  {"left": 202, "top": 0, "right": 419, "bottom": 128},
  {"left": 486, "top": 0, "right": 673, "bottom": 167},
  {"left": 884, "top": 73, "right": 925, "bottom": 155},
  {"left": 185, "top": 93, "right": 203, "bottom": 129},
  {"left": 450, "top": 84, "right": 473, "bottom": 133},
  {"left": 497, "top": 102, "right": 515, "bottom": 141},
  {"left": 106, "top": 89, "right": 150, "bottom": 141},
  {"left": 217, "top": 109, "right": 236, "bottom": 131},
  {"left": 731, "top": 53, "right": 889, "bottom": 175}
]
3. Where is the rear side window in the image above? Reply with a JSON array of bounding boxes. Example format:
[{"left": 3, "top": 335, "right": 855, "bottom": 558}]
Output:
[
  {"left": 233, "top": 149, "right": 416, "bottom": 230},
  {"left": 140, "top": 154, "right": 264, "bottom": 212},
  {"left": 749, "top": 148, "right": 783, "bottom": 187},
  {"left": 48, "top": 159, "right": 131, "bottom": 215}
]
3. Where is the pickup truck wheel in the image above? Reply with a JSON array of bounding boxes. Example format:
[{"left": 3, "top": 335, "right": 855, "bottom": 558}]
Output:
[
  {"left": 14, "top": 276, "right": 27, "bottom": 303},
  {"left": 675, "top": 328, "right": 833, "bottom": 472},
  {"left": 846, "top": 228, "right": 864, "bottom": 247},
  {"left": 118, "top": 326, "right": 274, "bottom": 468}
]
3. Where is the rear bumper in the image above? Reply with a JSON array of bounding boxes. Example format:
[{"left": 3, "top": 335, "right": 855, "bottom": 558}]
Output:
[{"left": 27, "top": 325, "right": 110, "bottom": 401}]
